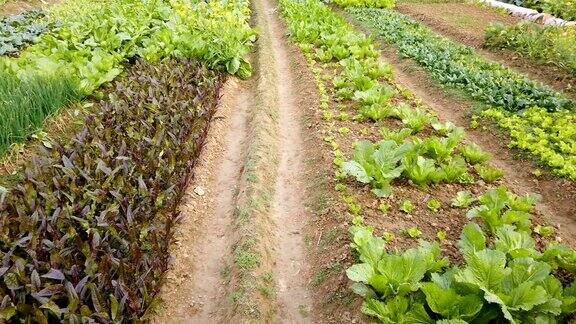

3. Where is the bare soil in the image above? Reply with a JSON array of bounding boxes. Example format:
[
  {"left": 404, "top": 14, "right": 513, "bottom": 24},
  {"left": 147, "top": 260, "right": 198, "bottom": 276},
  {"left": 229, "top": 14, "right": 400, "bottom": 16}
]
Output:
[
  {"left": 397, "top": 3, "right": 576, "bottom": 98},
  {"left": 153, "top": 79, "right": 251, "bottom": 323},
  {"left": 256, "top": 0, "right": 313, "bottom": 321},
  {"left": 0, "top": 0, "right": 60, "bottom": 15}
]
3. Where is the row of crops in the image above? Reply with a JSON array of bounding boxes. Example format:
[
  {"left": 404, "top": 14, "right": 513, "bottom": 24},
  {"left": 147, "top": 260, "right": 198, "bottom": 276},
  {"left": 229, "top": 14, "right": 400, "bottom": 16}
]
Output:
[
  {"left": 280, "top": 0, "right": 576, "bottom": 322},
  {"left": 0, "top": 0, "right": 255, "bottom": 155},
  {"left": 0, "top": 10, "right": 51, "bottom": 55},
  {"left": 0, "top": 0, "right": 254, "bottom": 321},
  {"left": 485, "top": 22, "right": 576, "bottom": 77},
  {"left": 347, "top": 8, "right": 576, "bottom": 180}
]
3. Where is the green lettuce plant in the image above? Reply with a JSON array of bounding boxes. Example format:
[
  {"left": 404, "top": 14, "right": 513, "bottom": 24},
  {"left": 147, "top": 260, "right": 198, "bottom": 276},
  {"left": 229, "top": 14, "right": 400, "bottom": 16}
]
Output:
[
  {"left": 451, "top": 190, "right": 474, "bottom": 208},
  {"left": 466, "top": 186, "right": 538, "bottom": 234},
  {"left": 343, "top": 140, "right": 410, "bottom": 197},
  {"left": 475, "top": 164, "right": 505, "bottom": 183},
  {"left": 460, "top": 143, "right": 491, "bottom": 165}
]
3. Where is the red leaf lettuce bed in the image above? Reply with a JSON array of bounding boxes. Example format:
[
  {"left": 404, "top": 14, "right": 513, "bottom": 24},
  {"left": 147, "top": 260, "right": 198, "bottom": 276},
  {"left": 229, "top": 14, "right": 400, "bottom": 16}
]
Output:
[{"left": 0, "top": 58, "right": 223, "bottom": 322}]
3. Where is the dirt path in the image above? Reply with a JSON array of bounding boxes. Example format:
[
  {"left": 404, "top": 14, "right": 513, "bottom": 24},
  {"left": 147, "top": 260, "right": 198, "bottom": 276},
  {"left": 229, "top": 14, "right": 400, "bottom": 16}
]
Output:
[
  {"left": 154, "top": 0, "right": 315, "bottom": 321},
  {"left": 256, "top": 0, "right": 313, "bottom": 321},
  {"left": 153, "top": 79, "right": 251, "bottom": 323}
]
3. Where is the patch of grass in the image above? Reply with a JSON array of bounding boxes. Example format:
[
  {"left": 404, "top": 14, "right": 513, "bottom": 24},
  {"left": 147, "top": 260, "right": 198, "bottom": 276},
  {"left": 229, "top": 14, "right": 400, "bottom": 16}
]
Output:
[
  {"left": 231, "top": 290, "right": 244, "bottom": 303},
  {"left": 235, "top": 206, "right": 251, "bottom": 224},
  {"left": 221, "top": 264, "right": 232, "bottom": 283},
  {"left": 261, "top": 271, "right": 274, "bottom": 283},
  {"left": 256, "top": 281, "right": 274, "bottom": 299},
  {"left": 304, "top": 234, "right": 313, "bottom": 249},
  {"left": 320, "top": 227, "right": 341, "bottom": 248},
  {"left": 310, "top": 262, "right": 342, "bottom": 288},
  {"left": 235, "top": 248, "right": 260, "bottom": 270},
  {"left": 298, "top": 304, "right": 309, "bottom": 318}
]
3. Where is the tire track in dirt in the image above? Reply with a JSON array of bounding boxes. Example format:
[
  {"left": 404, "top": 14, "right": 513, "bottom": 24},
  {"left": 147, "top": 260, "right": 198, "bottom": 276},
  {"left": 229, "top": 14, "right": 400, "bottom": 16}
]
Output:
[
  {"left": 153, "top": 79, "right": 252, "bottom": 323},
  {"left": 254, "top": 0, "right": 313, "bottom": 321}
]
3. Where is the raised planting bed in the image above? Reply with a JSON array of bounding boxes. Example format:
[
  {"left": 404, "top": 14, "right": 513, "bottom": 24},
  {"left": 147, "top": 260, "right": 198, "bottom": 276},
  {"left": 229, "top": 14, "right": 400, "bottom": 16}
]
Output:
[
  {"left": 280, "top": 0, "right": 576, "bottom": 321},
  {"left": 0, "top": 58, "right": 223, "bottom": 322}
]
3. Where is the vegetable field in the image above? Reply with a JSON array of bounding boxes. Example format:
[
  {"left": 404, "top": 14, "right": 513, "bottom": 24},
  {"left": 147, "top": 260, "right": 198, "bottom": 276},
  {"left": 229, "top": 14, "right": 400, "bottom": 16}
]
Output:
[{"left": 0, "top": 0, "right": 575, "bottom": 322}]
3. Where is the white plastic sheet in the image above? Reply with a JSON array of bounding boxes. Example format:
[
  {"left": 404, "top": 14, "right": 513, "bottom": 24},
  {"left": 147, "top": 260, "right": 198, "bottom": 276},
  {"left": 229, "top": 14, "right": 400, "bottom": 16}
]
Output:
[{"left": 480, "top": 0, "right": 573, "bottom": 26}]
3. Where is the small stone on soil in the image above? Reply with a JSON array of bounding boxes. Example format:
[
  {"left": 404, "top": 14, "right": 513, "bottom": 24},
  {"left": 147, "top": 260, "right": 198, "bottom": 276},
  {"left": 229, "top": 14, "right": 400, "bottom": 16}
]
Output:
[{"left": 194, "top": 186, "right": 205, "bottom": 196}]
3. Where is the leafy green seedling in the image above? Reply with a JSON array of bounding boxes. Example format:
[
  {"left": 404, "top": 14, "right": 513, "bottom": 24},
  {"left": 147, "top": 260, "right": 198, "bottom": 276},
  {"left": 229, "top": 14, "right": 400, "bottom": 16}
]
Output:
[
  {"left": 458, "top": 172, "right": 475, "bottom": 184},
  {"left": 406, "top": 227, "right": 422, "bottom": 238},
  {"left": 352, "top": 215, "right": 363, "bottom": 226},
  {"left": 451, "top": 191, "right": 474, "bottom": 208},
  {"left": 339, "top": 112, "right": 350, "bottom": 121},
  {"left": 338, "top": 127, "right": 350, "bottom": 135},
  {"left": 382, "top": 231, "right": 395, "bottom": 242},
  {"left": 380, "top": 127, "right": 413, "bottom": 144},
  {"left": 344, "top": 196, "right": 362, "bottom": 215},
  {"left": 335, "top": 169, "right": 347, "bottom": 180},
  {"left": 460, "top": 143, "right": 491, "bottom": 165},
  {"left": 333, "top": 157, "right": 344, "bottom": 167},
  {"left": 436, "top": 230, "right": 447, "bottom": 242},
  {"left": 470, "top": 116, "right": 480, "bottom": 129},
  {"left": 400, "top": 200, "right": 414, "bottom": 214},
  {"left": 427, "top": 199, "right": 441, "bottom": 212},
  {"left": 349, "top": 202, "right": 361, "bottom": 215},
  {"left": 397, "top": 105, "right": 431, "bottom": 132},
  {"left": 431, "top": 121, "right": 458, "bottom": 136},
  {"left": 353, "top": 114, "right": 365, "bottom": 122},
  {"left": 378, "top": 202, "right": 391, "bottom": 214},
  {"left": 534, "top": 225, "right": 554, "bottom": 238},
  {"left": 475, "top": 164, "right": 504, "bottom": 183},
  {"left": 335, "top": 183, "right": 346, "bottom": 192}
]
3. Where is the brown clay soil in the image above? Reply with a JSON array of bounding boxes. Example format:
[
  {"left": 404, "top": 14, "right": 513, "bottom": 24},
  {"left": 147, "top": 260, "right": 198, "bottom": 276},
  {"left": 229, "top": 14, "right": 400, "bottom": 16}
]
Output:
[
  {"left": 0, "top": 0, "right": 61, "bottom": 15},
  {"left": 257, "top": 0, "right": 313, "bottom": 320},
  {"left": 397, "top": 3, "right": 576, "bottom": 98},
  {"left": 152, "top": 79, "right": 251, "bottom": 323}
]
